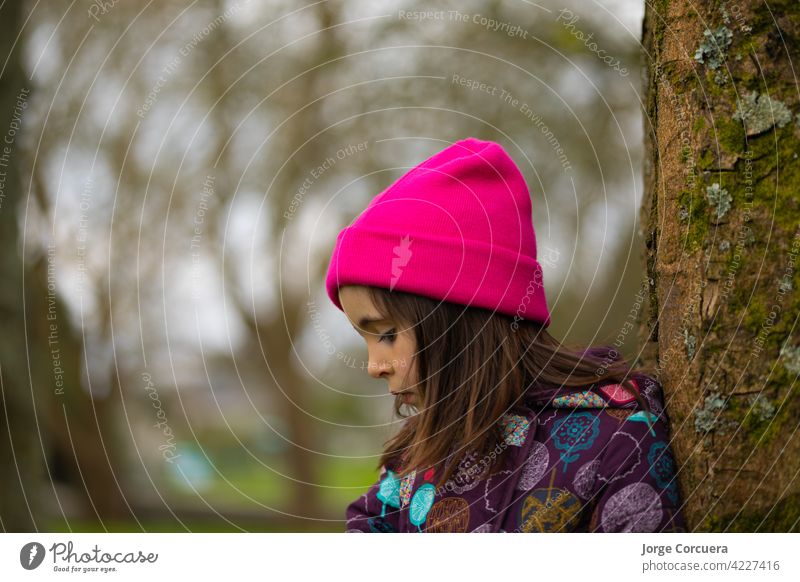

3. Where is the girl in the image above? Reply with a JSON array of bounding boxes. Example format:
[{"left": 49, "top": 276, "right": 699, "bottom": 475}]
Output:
[{"left": 325, "top": 138, "right": 686, "bottom": 533}]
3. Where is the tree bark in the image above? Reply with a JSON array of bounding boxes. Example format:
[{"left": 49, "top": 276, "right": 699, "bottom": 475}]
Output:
[{"left": 640, "top": 0, "right": 800, "bottom": 531}]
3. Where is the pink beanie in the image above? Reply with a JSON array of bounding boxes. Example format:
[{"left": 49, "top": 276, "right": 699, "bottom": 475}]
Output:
[{"left": 325, "top": 137, "right": 551, "bottom": 327}]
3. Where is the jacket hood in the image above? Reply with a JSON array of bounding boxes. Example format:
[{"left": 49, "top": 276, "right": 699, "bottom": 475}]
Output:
[{"left": 528, "top": 372, "right": 667, "bottom": 416}]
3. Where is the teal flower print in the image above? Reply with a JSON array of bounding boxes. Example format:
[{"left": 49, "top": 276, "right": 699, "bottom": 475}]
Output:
[
  {"left": 647, "top": 441, "right": 679, "bottom": 503},
  {"left": 376, "top": 469, "right": 401, "bottom": 517},
  {"left": 409, "top": 483, "right": 436, "bottom": 532},
  {"left": 551, "top": 411, "right": 600, "bottom": 473}
]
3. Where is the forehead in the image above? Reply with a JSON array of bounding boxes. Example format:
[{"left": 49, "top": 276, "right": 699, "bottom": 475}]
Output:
[
  {"left": 338, "top": 285, "right": 374, "bottom": 309},
  {"left": 338, "top": 286, "right": 389, "bottom": 329}
]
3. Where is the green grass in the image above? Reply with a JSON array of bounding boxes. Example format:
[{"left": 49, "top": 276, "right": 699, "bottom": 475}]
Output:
[{"left": 44, "top": 456, "right": 382, "bottom": 533}]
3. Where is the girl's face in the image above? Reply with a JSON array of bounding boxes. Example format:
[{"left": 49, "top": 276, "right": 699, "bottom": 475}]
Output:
[{"left": 338, "top": 285, "right": 419, "bottom": 406}]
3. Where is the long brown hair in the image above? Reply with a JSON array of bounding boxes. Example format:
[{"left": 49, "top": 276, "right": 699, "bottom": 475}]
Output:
[{"left": 365, "top": 285, "right": 654, "bottom": 490}]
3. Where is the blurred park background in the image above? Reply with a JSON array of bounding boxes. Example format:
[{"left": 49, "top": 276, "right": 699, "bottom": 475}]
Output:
[{"left": 1, "top": 0, "right": 652, "bottom": 532}]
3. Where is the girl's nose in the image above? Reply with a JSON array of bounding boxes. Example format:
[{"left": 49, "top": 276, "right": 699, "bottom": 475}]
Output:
[{"left": 367, "top": 359, "right": 392, "bottom": 380}]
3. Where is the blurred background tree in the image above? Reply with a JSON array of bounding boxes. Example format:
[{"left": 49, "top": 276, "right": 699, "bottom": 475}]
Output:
[
  {"left": 1, "top": 0, "right": 661, "bottom": 531},
  {"left": 0, "top": 0, "right": 42, "bottom": 532}
]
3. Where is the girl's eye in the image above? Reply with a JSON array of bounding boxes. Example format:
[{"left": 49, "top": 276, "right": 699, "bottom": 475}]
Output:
[{"left": 378, "top": 328, "right": 397, "bottom": 343}]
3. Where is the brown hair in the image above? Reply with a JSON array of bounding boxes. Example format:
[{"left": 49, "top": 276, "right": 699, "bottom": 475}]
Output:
[{"left": 364, "top": 285, "right": 654, "bottom": 491}]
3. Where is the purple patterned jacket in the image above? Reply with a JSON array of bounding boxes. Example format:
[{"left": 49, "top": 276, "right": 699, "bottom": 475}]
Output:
[{"left": 345, "top": 374, "right": 686, "bottom": 533}]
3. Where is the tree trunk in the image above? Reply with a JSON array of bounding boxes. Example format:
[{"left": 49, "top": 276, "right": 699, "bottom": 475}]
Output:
[
  {"left": 0, "top": 0, "right": 132, "bottom": 530},
  {"left": 27, "top": 254, "right": 134, "bottom": 523},
  {"left": 640, "top": 0, "right": 800, "bottom": 531},
  {"left": 0, "top": 0, "right": 44, "bottom": 532}
]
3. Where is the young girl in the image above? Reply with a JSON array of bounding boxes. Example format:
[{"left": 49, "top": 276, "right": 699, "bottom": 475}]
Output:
[{"left": 325, "top": 138, "right": 686, "bottom": 533}]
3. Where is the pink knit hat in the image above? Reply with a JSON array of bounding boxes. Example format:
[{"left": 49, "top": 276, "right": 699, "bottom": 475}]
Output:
[{"left": 325, "top": 137, "right": 551, "bottom": 327}]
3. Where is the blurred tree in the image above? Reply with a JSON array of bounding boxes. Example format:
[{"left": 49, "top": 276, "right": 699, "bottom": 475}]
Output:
[
  {"left": 0, "top": 0, "right": 42, "bottom": 532},
  {"left": 640, "top": 0, "right": 799, "bottom": 531},
  {"left": 28, "top": 167, "right": 134, "bottom": 523},
  {"left": 0, "top": 0, "right": 133, "bottom": 529}
]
